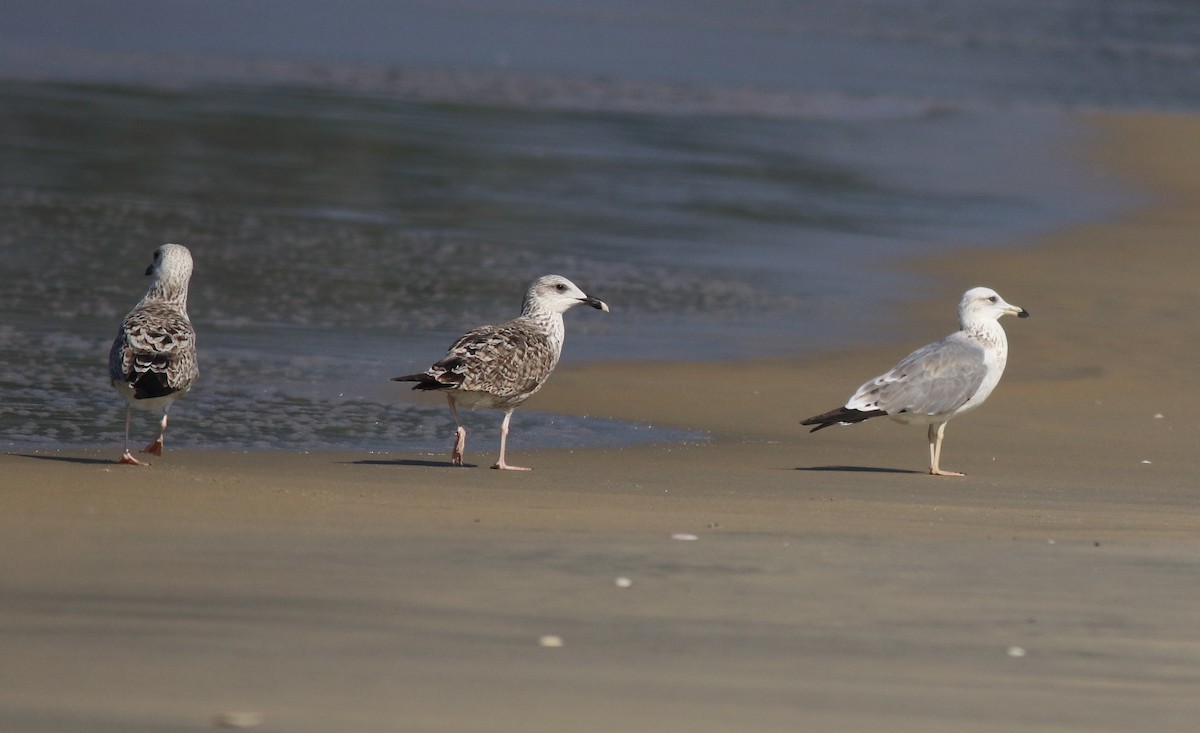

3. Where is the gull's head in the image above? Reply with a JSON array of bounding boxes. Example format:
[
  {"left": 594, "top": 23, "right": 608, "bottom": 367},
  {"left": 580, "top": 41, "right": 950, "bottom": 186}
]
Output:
[
  {"left": 145, "top": 243, "right": 194, "bottom": 284},
  {"left": 959, "top": 286, "right": 1029, "bottom": 325},
  {"left": 524, "top": 274, "right": 609, "bottom": 316},
  {"left": 144, "top": 243, "right": 194, "bottom": 304}
]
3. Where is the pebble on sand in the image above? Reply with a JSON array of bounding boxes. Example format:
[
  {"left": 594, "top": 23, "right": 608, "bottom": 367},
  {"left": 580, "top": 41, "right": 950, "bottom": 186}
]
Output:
[{"left": 213, "top": 711, "right": 264, "bottom": 729}]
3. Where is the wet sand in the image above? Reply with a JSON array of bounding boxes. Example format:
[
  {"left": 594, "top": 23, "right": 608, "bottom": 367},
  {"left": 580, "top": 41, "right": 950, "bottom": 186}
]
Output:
[{"left": 4, "top": 112, "right": 1200, "bottom": 732}]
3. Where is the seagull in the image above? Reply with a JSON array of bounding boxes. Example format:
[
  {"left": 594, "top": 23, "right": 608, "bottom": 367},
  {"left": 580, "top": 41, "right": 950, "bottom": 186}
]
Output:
[
  {"left": 802, "top": 286, "right": 1029, "bottom": 476},
  {"left": 393, "top": 274, "right": 609, "bottom": 471},
  {"left": 108, "top": 243, "right": 198, "bottom": 465}
]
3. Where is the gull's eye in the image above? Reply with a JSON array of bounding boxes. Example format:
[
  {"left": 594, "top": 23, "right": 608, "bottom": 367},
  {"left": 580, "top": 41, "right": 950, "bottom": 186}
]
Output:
[
  {"left": 555, "top": 283, "right": 567, "bottom": 292},
  {"left": 988, "top": 295, "right": 998, "bottom": 303}
]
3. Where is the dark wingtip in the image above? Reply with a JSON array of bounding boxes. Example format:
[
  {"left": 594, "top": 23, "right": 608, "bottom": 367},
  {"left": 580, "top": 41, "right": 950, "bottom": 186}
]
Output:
[
  {"left": 801, "top": 406, "right": 888, "bottom": 432},
  {"left": 391, "top": 374, "right": 428, "bottom": 383},
  {"left": 800, "top": 410, "right": 839, "bottom": 432},
  {"left": 392, "top": 373, "right": 453, "bottom": 391}
]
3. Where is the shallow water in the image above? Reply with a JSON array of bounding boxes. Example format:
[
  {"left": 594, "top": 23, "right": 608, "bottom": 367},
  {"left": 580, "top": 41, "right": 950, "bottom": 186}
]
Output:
[{"left": 0, "top": 0, "right": 1196, "bottom": 453}]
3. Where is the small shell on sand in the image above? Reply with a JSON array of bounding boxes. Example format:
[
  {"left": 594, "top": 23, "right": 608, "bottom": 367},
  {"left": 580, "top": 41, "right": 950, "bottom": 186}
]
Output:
[{"left": 214, "top": 711, "right": 264, "bottom": 728}]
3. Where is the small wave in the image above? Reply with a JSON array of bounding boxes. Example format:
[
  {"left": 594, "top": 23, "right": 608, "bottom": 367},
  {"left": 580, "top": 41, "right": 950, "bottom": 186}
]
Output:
[{"left": 0, "top": 47, "right": 965, "bottom": 122}]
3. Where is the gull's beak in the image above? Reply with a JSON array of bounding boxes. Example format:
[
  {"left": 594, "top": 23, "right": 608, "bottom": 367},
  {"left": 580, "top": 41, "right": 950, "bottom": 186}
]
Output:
[
  {"left": 1008, "top": 304, "right": 1030, "bottom": 319},
  {"left": 145, "top": 265, "right": 154, "bottom": 276},
  {"left": 581, "top": 296, "right": 609, "bottom": 313}
]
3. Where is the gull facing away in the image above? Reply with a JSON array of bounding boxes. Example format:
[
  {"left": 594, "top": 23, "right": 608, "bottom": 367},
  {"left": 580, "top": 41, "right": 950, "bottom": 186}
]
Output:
[
  {"left": 108, "top": 243, "right": 198, "bottom": 465},
  {"left": 393, "top": 274, "right": 609, "bottom": 471},
  {"left": 801, "top": 287, "right": 1029, "bottom": 476}
]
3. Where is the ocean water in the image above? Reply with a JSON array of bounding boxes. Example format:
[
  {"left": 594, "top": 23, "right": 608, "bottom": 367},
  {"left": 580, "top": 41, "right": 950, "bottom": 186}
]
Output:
[{"left": 1, "top": 0, "right": 1197, "bottom": 453}]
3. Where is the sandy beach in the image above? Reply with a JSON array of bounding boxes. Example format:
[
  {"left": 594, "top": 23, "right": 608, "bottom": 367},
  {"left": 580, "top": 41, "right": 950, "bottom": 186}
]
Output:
[{"left": 4, "top": 112, "right": 1200, "bottom": 732}]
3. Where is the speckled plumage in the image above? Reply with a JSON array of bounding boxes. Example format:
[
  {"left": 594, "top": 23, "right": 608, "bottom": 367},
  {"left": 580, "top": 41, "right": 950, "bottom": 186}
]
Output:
[
  {"left": 394, "top": 274, "right": 608, "bottom": 470},
  {"left": 802, "top": 287, "right": 1028, "bottom": 476},
  {"left": 109, "top": 243, "right": 198, "bottom": 465}
]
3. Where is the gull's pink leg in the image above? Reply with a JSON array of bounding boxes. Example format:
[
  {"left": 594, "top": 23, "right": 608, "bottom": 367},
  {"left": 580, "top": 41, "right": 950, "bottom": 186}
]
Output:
[
  {"left": 491, "top": 410, "right": 531, "bottom": 471},
  {"left": 448, "top": 395, "right": 467, "bottom": 466},
  {"left": 928, "top": 422, "right": 964, "bottom": 477},
  {"left": 118, "top": 406, "right": 144, "bottom": 465},
  {"left": 142, "top": 411, "right": 168, "bottom": 456}
]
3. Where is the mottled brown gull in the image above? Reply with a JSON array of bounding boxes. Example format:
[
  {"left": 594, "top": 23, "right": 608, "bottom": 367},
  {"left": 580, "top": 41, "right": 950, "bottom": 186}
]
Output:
[
  {"left": 802, "top": 287, "right": 1029, "bottom": 476},
  {"left": 393, "top": 274, "right": 609, "bottom": 471},
  {"left": 108, "top": 243, "right": 199, "bottom": 465}
]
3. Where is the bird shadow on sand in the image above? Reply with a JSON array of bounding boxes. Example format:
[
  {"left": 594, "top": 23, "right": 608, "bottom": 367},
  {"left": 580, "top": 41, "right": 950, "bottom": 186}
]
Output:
[
  {"left": 797, "top": 465, "right": 923, "bottom": 475},
  {"left": 349, "top": 458, "right": 480, "bottom": 469},
  {"left": 11, "top": 453, "right": 115, "bottom": 466}
]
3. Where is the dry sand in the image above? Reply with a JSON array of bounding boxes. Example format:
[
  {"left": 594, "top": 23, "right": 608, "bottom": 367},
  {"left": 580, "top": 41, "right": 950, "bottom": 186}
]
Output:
[{"left": 3, "top": 112, "right": 1200, "bottom": 732}]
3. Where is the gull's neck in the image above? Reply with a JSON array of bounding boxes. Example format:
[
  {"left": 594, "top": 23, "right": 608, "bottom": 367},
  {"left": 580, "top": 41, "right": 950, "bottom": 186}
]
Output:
[
  {"left": 141, "top": 275, "right": 190, "bottom": 314},
  {"left": 962, "top": 316, "right": 1007, "bottom": 351},
  {"left": 522, "top": 299, "right": 566, "bottom": 346}
]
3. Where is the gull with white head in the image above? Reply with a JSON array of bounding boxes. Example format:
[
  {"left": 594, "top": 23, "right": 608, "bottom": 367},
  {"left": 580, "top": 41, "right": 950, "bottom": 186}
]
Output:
[
  {"left": 108, "top": 243, "right": 199, "bottom": 465},
  {"left": 394, "top": 274, "right": 609, "bottom": 471},
  {"left": 802, "top": 287, "right": 1029, "bottom": 476}
]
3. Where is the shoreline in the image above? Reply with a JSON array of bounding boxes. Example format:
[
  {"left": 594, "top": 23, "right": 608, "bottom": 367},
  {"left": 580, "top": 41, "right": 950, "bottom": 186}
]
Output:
[{"left": 4, "top": 110, "right": 1200, "bottom": 732}]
